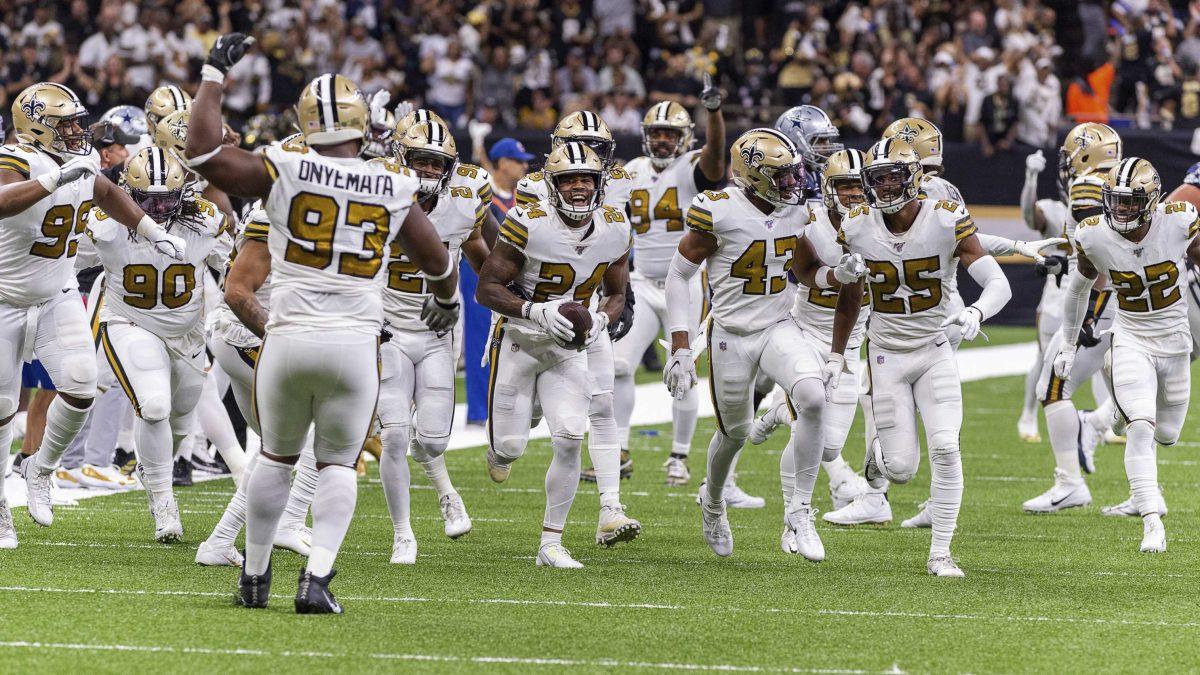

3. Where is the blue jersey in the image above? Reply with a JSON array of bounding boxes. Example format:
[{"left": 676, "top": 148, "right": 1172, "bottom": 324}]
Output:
[
  {"left": 802, "top": 166, "right": 822, "bottom": 204},
  {"left": 1185, "top": 162, "right": 1200, "bottom": 187}
]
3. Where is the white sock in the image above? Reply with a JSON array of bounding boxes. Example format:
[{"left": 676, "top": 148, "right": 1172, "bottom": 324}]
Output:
[
  {"left": 928, "top": 444, "right": 964, "bottom": 556},
  {"left": 379, "top": 425, "right": 413, "bottom": 537},
  {"left": 134, "top": 417, "right": 173, "bottom": 495},
  {"left": 543, "top": 436, "right": 581, "bottom": 532},
  {"left": 787, "top": 382, "right": 825, "bottom": 509},
  {"left": 0, "top": 422, "right": 11, "bottom": 501},
  {"left": 671, "top": 386, "right": 698, "bottom": 456},
  {"left": 613, "top": 371, "right": 636, "bottom": 450},
  {"left": 307, "top": 464, "right": 358, "bottom": 577},
  {"left": 207, "top": 451, "right": 254, "bottom": 548},
  {"left": 197, "top": 374, "right": 247, "bottom": 475},
  {"left": 416, "top": 453, "right": 455, "bottom": 498},
  {"left": 279, "top": 446, "right": 318, "bottom": 531},
  {"left": 244, "top": 455, "right": 294, "bottom": 576},
  {"left": 1021, "top": 353, "right": 1041, "bottom": 419},
  {"left": 1044, "top": 401, "right": 1082, "bottom": 479},
  {"left": 779, "top": 432, "right": 795, "bottom": 507},
  {"left": 587, "top": 393, "right": 621, "bottom": 508},
  {"left": 33, "top": 397, "right": 90, "bottom": 475},
  {"left": 704, "top": 431, "right": 743, "bottom": 504},
  {"left": 1123, "top": 420, "right": 1158, "bottom": 516},
  {"left": 540, "top": 529, "right": 563, "bottom": 547},
  {"left": 823, "top": 454, "right": 857, "bottom": 488}
]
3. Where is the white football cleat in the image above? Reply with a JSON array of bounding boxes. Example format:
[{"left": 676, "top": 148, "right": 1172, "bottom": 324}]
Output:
[
  {"left": 725, "top": 481, "right": 765, "bottom": 509},
  {"left": 536, "top": 541, "right": 583, "bottom": 568},
  {"left": 54, "top": 466, "right": 84, "bottom": 489},
  {"left": 1101, "top": 486, "right": 1168, "bottom": 517},
  {"left": 664, "top": 455, "right": 690, "bottom": 486},
  {"left": 274, "top": 524, "right": 312, "bottom": 556},
  {"left": 749, "top": 401, "right": 786, "bottom": 445},
  {"left": 780, "top": 526, "right": 797, "bottom": 554},
  {"left": 1077, "top": 410, "right": 1101, "bottom": 474},
  {"left": 785, "top": 506, "right": 825, "bottom": 562},
  {"left": 0, "top": 498, "right": 17, "bottom": 549},
  {"left": 1103, "top": 428, "right": 1125, "bottom": 445},
  {"left": 22, "top": 458, "right": 54, "bottom": 527},
  {"left": 829, "top": 473, "right": 869, "bottom": 510},
  {"left": 1022, "top": 469, "right": 1091, "bottom": 513},
  {"left": 699, "top": 492, "right": 733, "bottom": 557},
  {"left": 195, "top": 539, "right": 242, "bottom": 567},
  {"left": 595, "top": 503, "right": 641, "bottom": 547},
  {"left": 80, "top": 463, "right": 137, "bottom": 490},
  {"left": 927, "top": 553, "right": 965, "bottom": 577},
  {"left": 900, "top": 501, "right": 931, "bottom": 529},
  {"left": 863, "top": 438, "right": 888, "bottom": 489},
  {"left": 824, "top": 491, "right": 892, "bottom": 526},
  {"left": 1139, "top": 516, "right": 1166, "bottom": 554},
  {"left": 1017, "top": 410, "right": 1040, "bottom": 442},
  {"left": 486, "top": 447, "right": 510, "bottom": 483},
  {"left": 148, "top": 491, "right": 183, "bottom": 543},
  {"left": 391, "top": 534, "right": 418, "bottom": 564},
  {"left": 440, "top": 493, "right": 472, "bottom": 539}
]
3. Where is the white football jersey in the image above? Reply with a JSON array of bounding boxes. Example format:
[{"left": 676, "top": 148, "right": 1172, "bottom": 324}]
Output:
[
  {"left": 624, "top": 149, "right": 703, "bottom": 279},
  {"left": 516, "top": 164, "right": 633, "bottom": 211},
  {"left": 260, "top": 143, "right": 419, "bottom": 335},
  {"left": 88, "top": 197, "right": 232, "bottom": 338},
  {"left": 497, "top": 200, "right": 632, "bottom": 342},
  {"left": 921, "top": 174, "right": 963, "bottom": 204},
  {"left": 1073, "top": 202, "right": 1199, "bottom": 356},
  {"left": 1037, "top": 198, "right": 1069, "bottom": 238},
  {"left": 839, "top": 197, "right": 976, "bottom": 351},
  {"left": 0, "top": 143, "right": 100, "bottom": 306},
  {"left": 793, "top": 205, "right": 868, "bottom": 348},
  {"left": 209, "top": 203, "right": 270, "bottom": 348},
  {"left": 686, "top": 188, "right": 805, "bottom": 335},
  {"left": 383, "top": 163, "right": 491, "bottom": 332}
]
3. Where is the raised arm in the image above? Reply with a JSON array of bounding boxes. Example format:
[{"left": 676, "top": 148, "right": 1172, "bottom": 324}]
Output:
[{"left": 696, "top": 73, "right": 726, "bottom": 186}]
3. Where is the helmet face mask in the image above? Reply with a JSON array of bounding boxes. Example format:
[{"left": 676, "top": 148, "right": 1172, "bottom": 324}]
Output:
[
  {"left": 405, "top": 149, "right": 453, "bottom": 196},
  {"left": 641, "top": 101, "right": 694, "bottom": 168},
  {"left": 1103, "top": 158, "right": 1160, "bottom": 234},
  {"left": 362, "top": 110, "right": 396, "bottom": 159},
  {"left": 821, "top": 149, "right": 865, "bottom": 215},
  {"left": 123, "top": 146, "right": 188, "bottom": 224},
  {"left": 396, "top": 120, "right": 457, "bottom": 197},
  {"left": 551, "top": 171, "right": 602, "bottom": 218},
  {"left": 51, "top": 113, "right": 93, "bottom": 155},
  {"left": 730, "top": 128, "right": 805, "bottom": 207},
  {"left": 544, "top": 142, "right": 606, "bottom": 220},
  {"left": 132, "top": 189, "right": 184, "bottom": 223},
  {"left": 645, "top": 127, "right": 683, "bottom": 160},
  {"left": 13, "top": 83, "right": 94, "bottom": 157},
  {"left": 828, "top": 177, "right": 865, "bottom": 212},
  {"left": 863, "top": 163, "right": 919, "bottom": 213},
  {"left": 774, "top": 105, "right": 842, "bottom": 171}
]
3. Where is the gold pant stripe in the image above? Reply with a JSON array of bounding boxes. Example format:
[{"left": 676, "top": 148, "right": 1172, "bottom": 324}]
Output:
[
  {"left": 486, "top": 318, "right": 507, "bottom": 449},
  {"left": 705, "top": 319, "right": 727, "bottom": 436},
  {"left": 99, "top": 323, "right": 142, "bottom": 417}
]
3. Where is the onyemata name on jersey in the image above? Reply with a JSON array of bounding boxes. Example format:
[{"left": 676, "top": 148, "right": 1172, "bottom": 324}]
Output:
[
  {"left": 685, "top": 188, "right": 806, "bottom": 334},
  {"left": 383, "top": 162, "right": 491, "bottom": 332},
  {"left": 497, "top": 200, "right": 632, "bottom": 342},
  {"left": 1074, "top": 202, "right": 1200, "bottom": 356},
  {"left": 793, "top": 205, "right": 868, "bottom": 348},
  {"left": 259, "top": 140, "right": 419, "bottom": 334},
  {"left": 624, "top": 149, "right": 704, "bottom": 279},
  {"left": 87, "top": 197, "right": 232, "bottom": 338},
  {"left": 516, "top": 164, "right": 634, "bottom": 211},
  {"left": 209, "top": 204, "right": 271, "bottom": 348},
  {"left": 838, "top": 198, "right": 977, "bottom": 351},
  {"left": 0, "top": 142, "right": 100, "bottom": 306}
]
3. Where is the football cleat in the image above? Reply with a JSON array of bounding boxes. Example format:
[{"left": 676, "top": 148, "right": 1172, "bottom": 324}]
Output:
[
  {"left": 1139, "top": 516, "right": 1166, "bottom": 553},
  {"left": 237, "top": 560, "right": 272, "bottom": 609},
  {"left": 825, "top": 491, "right": 892, "bottom": 526},
  {"left": 80, "top": 463, "right": 137, "bottom": 490},
  {"left": 148, "top": 490, "right": 183, "bottom": 543},
  {"left": 1017, "top": 410, "right": 1041, "bottom": 442},
  {"left": 486, "top": 446, "right": 510, "bottom": 483},
  {"left": 191, "top": 452, "right": 230, "bottom": 476},
  {"left": 295, "top": 568, "right": 343, "bottom": 614},
  {"left": 22, "top": 457, "right": 54, "bottom": 527},
  {"left": 536, "top": 542, "right": 583, "bottom": 568},
  {"left": 785, "top": 506, "right": 825, "bottom": 562},
  {"left": 274, "top": 525, "right": 312, "bottom": 556},
  {"left": 749, "top": 401, "right": 787, "bottom": 445},
  {"left": 699, "top": 491, "right": 733, "bottom": 557},
  {"left": 619, "top": 449, "right": 633, "bottom": 479},
  {"left": 54, "top": 467, "right": 84, "bottom": 489},
  {"left": 172, "top": 457, "right": 194, "bottom": 487},
  {"left": 863, "top": 438, "right": 887, "bottom": 489},
  {"left": 1103, "top": 428, "right": 1125, "bottom": 445},
  {"left": 1022, "top": 469, "right": 1091, "bottom": 513},
  {"left": 196, "top": 540, "right": 243, "bottom": 567},
  {"left": 724, "top": 482, "right": 765, "bottom": 509},
  {"left": 113, "top": 448, "right": 137, "bottom": 476},
  {"left": 390, "top": 534, "right": 417, "bottom": 564},
  {"left": 664, "top": 455, "right": 690, "bottom": 486},
  {"left": 0, "top": 498, "right": 17, "bottom": 549},
  {"left": 780, "top": 526, "right": 797, "bottom": 554},
  {"left": 595, "top": 503, "right": 641, "bottom": 548},
  {"left": 829, "top": 473, "right": 869, "bottom": 510},
  {"left": 1102, "top": 486, "right": 1168, "bottom": 517},
  {"left": 899, "top": 500, "right": 931, "bottom": 528},
  {"left": 1077, "top": 410, "right": 1101, "bottom": 474},
  {"left": 927, "top": 553, "right": 965, "bottom": 577},
  {"left": 440, "top": 493, "right": 472, "bottom": 539}
]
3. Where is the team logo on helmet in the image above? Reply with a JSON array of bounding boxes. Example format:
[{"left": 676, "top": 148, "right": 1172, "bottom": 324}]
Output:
[
  {"left": 739, "top": 140, "right": 765, "bottom": 167},
  {"left": 21, "top": 95, "right": 45, "bottom": 121},
  {"left": 167, "top": 115, "right": 188, "bottom": 143},
  {"left": 895, "top": 123, "right": 919, "bottom": 144},
  {"left": 1076, "top": 130, "right": 1096, "bottom": 149}
]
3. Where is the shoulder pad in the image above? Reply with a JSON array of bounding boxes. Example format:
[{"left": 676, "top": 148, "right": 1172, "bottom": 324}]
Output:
[
  {"left": 846, "top": 204, "right": 871, "bottom": 219},
  {"left": 0, "top": 144, "right": 34, "bottom": 177},
  {"left": 685, "top": 196, "right": 715, "bottom": 234},
  {"left": 599, "top": 205, "right": 626, "bottom": 223},
  {"left": 1069, "top": 176, "right": 1104, "bottom": 207},
  {"left": 607, "top": 166, "right": 631, "bottom": 181},
  {"left": 1078, "top": 215, "right": 1102, "bottom": 228}
]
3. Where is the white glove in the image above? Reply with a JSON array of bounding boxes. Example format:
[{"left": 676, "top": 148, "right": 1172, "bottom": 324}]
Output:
[
  {"left": 136, "top": 217, "right": 186, "bottom": 261},
  {"left": 527, "top": 300, "right": 575, "bottom": 345},
  {"left": 584, "top": 311, "right": 608, "bottom": 348},
  {"left": 663, "top": 348, "right": 698, "bottom": 400},
  {"left": 1025, "top": 149, "right": 1045, "bottom": 175},
  {"left": 1012, "top": 237, "right": 1067, "bottom": 264},
  {"left": 821, "top": 353, "right": 846, "bottom": 402},
  {"left": 36, "top": 155, "right": 98, "bottom": 192},
  {"left": 833, "top": 252, "right": 866, "bottom": 284},
  {"left": 420, "top": 291, "right": 460, "bottom": 335},
  {"left": 369, "top": 90, "right": 392, "bottom": 125},
  {"left": 1053, "top": 343, "right": 1077, "bottom": 380},
  {"left": 468, "top": 119, "right": 493, "bottom": 146},
  {"left": 940, "top": 306, "right": 983, "bottom": 341},
  {"left": 393, "top": 100, "right": 414, "bottom": 121}
]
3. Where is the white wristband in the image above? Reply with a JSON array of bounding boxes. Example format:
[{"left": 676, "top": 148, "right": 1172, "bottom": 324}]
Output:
[
  {"left": 36, "top": 171, "right": 59, "bottom": 192},
  {"left": 426, "top": 256, "right": 455, "bottom": 281},
  {"left": 200, "top": 64, "right": 226, "bottom": 84},
  {"left": 435, "top": 286, "right": 461, "bottom": 305},
  {"left": 815, "top": 266, "right": 834, "bottom": 289},
  {"left": 183, "top": 144, "right": 223, "bottom": 168}
]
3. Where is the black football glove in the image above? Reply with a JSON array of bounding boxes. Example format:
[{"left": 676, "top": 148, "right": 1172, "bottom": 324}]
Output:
[
  {"left": 380, "top": 325, "right": 394, "bottom": 344},
  {"left": 1035, "top": 254, "right": 1068, "bottom": 287},
  {"left": 1077, "top": 291, "right": 1104, "bottom": 348},
  {"left": 207, "top": 33, "right": 255, "bottom": 74},
  {"left": 608, "top": 282, "right": 636, "bottom": 341}
]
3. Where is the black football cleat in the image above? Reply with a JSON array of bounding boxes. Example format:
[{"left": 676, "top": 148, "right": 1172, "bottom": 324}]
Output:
[
  {"left": 237, "top": 559, "right": 272, "bottom": 609},
  {"left": 172, "top": 457, "right": 194, "bottom": 487},
  {"left": 295, "top": 568, "right": 343, "bottom": 614}
]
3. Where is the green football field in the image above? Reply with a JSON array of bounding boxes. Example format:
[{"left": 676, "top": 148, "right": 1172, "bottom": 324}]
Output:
[{"left": 3, "top": 326, "right": 1200, "bottom": 673}]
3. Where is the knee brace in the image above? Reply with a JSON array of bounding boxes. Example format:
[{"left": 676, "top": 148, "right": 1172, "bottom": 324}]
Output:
[
  {"left": 588, "top": 392, "right": 615, "bottom": 420},
  {"left": 57, "top": 353, "right": 98, "bottom": 397},
  {"left": 413, "top": 434, "right": 448, "bottom": 460},
  {"left": 549, "top": 411, "right": 588, "bottom": 441},
  {"left": 877, "top": 438, "right": 920, "bottom": 484},
  {"left": 138, "top": 395, "right": 171, "bottom": 424}
]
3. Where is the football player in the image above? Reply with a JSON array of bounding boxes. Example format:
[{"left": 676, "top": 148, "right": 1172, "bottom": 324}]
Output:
[
  {"left": 152, "top": 108, "right": 236, "bottom": 220},
  {"left": 187, "top": 35, "right": 458, "bottom": 613},
  {"left": 1055, "top": 158, "right": 1199, "bottom": 552},
  {"left": 84, "top": 146, "right": 231, "bottom": 543},
  {"left": 774, "top": 104, "right": 843, "bottom": 204},
  {"left": 377, "top": 120, "right": 493, "bottom": 563},
  {"left": 476, "top": 142, "right": 637, "bottom": 567},
  {"left": 666, "top": 128, "right": 860, "bottom": 561},
  {"left": 830, "top": 138, "right": 1012, "bottom": 577},
  {"left": 144, "top": 84, "right": 191, "bottom": 138},
  {"left": 2, "top": 83, "right": 186, "bottom": 545}
]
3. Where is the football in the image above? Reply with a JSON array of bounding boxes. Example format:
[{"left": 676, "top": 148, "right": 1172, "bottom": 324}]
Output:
[{"left": 557, "top": 301, "right": 592, "bottom": 348}]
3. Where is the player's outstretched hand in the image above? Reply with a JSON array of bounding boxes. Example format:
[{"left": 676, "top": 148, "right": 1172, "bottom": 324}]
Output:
[
  {"left": 37, "top": 155, "right": 97, "bottom": 192},
  {"left": 1013, "top": 237, "right": 1067, "bottom": 264},
  {"left": 940, "top": 306, "right": 984, "bottom": 342},
  {"left": 207, "top": 33, "right": 255, "bottom": 74},
  {"left": 1025, "top": 149, "right": 1045, "bottom": 175},
  {"left": 700, "top": 72, "right": 723, "bottom": 111}
]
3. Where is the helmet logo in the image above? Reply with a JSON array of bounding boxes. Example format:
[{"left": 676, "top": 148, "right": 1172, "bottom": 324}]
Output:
[
  {"left": 22, "top": 95, "right": 45, "bottom": 121},
  {"left": 896, "top": 123, "right": 918, "bottom": 144},
  {"left": 740, "top": 140, "right": 765, "bottom": 167},
  {"left": 1077, "top": 130, "right": 1097, "bottom": 149},
  {"left": 168, "top": 115, "right": 188, "bottom": 141}
]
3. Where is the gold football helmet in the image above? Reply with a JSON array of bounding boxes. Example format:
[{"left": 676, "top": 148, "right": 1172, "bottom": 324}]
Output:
[
  {"left": 862, "top": 138, "right": 924, "bottom": 213},
  {"left": 12, "top": 82, "right": 92, "bottom": 156},
  {"left": 395, "top": 108, "right": 448, "bottom": 138},
  {"left": 882, "top": 117, "right": 943, "bottom": 173},
  {"left": 124, "top": 146, "right": 188, "bottom": 223},
  {"left": 641, "top": 101, "right": 694, "bottom": 169},
  {"left": 144, "top": 85, "right": 192, "bottom": 136},
  {"left": 729, "top": 128, "right": 805, "bottom": 207},
  {"left": 295, "top": 74, "right": 369, "bottom": 146},
  {"left": 552, "top": 111, "right": 615, "bottom": 167},
  {"left": 1103, "top": 157, "right": 1160, "bottom": 233},
  {"left": 153, "top": 109, "right": 190, "bottom": 159},
  {"left": 543, "top": 142, "right": 606, "bottom": 220},
  {"left": 1059, "top": 122, "right": 1122, "bottom": 189},
  {"left": 821, "top": 148, "right": 866, "bottom": 215},
  {"left": 397, "top": 120, "right": 458, "bottom": 196}
]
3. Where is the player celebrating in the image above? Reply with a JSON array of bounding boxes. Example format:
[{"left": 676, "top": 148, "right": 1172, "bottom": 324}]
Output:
[
  {"left": 86, "top": 147, "right": 231, "bottom": 543},
  {"left": 187, "top": 35, "right": 458, "bottom": 613},
  {"left": 774, "top": 104, "right": 843, "bottom": 203},
  {"left": 517, "top": 111, "right": 634, "bottom": 209},
  {"left": 830, "top": 138, "right": 1012, "bottom": 577},
  {"left": 378, "top": 119, "right": 495, "bottom": 563},
  {"left": 476, "top": 142, "right": 636, "bottom": 567},
  {"left": 1055, "top": 158, "right": 1198, "bottom": 552},
  {"left": 1, "top": 83, "right": 185, "bottom": 544}
]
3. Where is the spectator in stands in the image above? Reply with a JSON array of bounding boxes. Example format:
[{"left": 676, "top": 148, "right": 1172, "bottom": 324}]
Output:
[
  {"left": 649, "top": 52, "right": 701, "bottom": 108},
  {"left": 601, "top": 88, "right": 642, "bottom": 133},
  {"left": 598, "top": 45, "right": 646, "bottom": 103},
  {"left": 555, "top": 46, "right": 597, "bottom": 111},
  {"left": 979, "top": 73, "right": 1019, "bottom": 157},
  {"left": 424, "top": 37, "right": 474, "bottom": 128},
  {"left": 518, "top": 88, "right": 557, "bottom": 131},
  {"left": 1016, "top": 58, "right": 1062, "bottom": 148}
]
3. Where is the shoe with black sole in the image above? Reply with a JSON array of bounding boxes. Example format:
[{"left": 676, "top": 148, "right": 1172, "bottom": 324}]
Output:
[
  {"left": 191, "top": 453, "right": 230, "bottom": 476},
  {"left": 237, "top": 558, "right": 272, "bottom": 608},
  {"left": 113, "top": 448, "right": 137, "bottom": 476},
  {"left": 295, "top": 568, "right": 343, "bottom": 614},
  {"left": 172, "top": 457, "right": 194, "bottom": 487}
]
